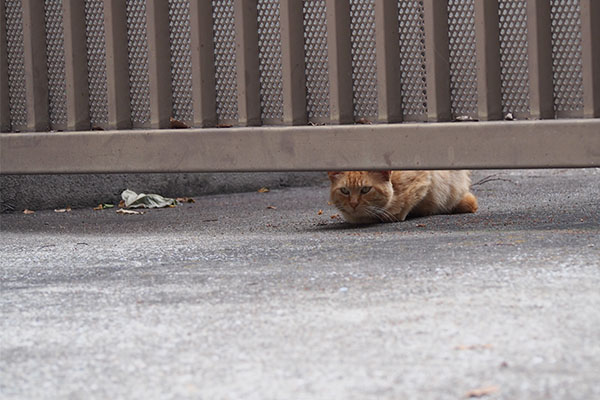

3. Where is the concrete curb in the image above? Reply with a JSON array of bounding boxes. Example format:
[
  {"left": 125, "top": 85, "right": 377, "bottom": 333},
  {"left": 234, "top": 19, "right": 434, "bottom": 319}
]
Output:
[{"left": 0, "top": 172, "right": 327, "bottom": 212}]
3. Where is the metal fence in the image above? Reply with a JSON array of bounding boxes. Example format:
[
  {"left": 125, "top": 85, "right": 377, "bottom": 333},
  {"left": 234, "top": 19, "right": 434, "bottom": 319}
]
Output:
[{"left": 1, "top": 0, "right": 599, "bottom": 174}]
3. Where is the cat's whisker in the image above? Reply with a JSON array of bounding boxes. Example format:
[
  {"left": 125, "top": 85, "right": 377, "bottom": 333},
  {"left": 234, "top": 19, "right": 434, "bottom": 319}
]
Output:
[
  {"left": 363, "top": 208, "right": 382, "bottom": 222},
  {"left": 369, "top": 206, "right": 398, "bottom": 223},
  {"left": 365, "top": 206, "right": 385, "bottom": 221},
  {"left": 365, "top": 206, "right": 388, "bottom": 222},
  {"left": 383, "top": 209, "right": 399, "bottom": 223},
  {"left": 334, "top": 202, "right": 347, "bottom": 213},
  {"left": 377, "top": 206, "right": 399, "bottom": 222}
]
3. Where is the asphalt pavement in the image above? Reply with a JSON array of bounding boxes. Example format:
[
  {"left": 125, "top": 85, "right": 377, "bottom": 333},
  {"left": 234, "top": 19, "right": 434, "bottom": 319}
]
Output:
[{"left": 1, "top": 169, "right": 599, "bottom": 399}]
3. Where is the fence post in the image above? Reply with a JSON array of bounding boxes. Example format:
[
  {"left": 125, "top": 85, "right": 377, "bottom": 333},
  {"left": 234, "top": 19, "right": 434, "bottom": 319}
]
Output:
[
  {"left": 22, "top": 0, "right": 49, "bottom": 131},
  {"left": 375, "top": 0, "right": 402, "bottom": 123},
  {"left": 190, "top": 0, "right": 217, "bottom": 127},
  {"left": 0, "top": 1, "right": 10, "bottom": 132},
  {"left": 234, "top": 0, "right": 261, "bottom": 126},
  {"left": 325, "top": 0, "right": 353, "bottom": 124},
  {"left": 526, "top": 0, "right": 554, "bottom": 119},
  {"left": 581, "top": 0, "right": 600, "bottom": 118},
  {"left": 423, "top": 0, "right": 451, "bottom": 122},
  {"left": 104, "top": 0, "right": 131, "bottom": 129},
  {"left": 146, "top": 0, "right": 172, "bottom": 129},
  {"left": 63, "top": 0, "right": 90, "bottom": 131},
  {"left": 280, "top": 0, "right": 307, "bottom": 126},
  {"left": 474, "top": 0, "right": 502, "bottom": 121}
]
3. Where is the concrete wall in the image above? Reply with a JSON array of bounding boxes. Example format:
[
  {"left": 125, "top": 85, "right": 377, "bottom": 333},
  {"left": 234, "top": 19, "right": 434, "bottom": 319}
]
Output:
[{"left": 0, "top": 172, "right": 327, "bottom": 212}]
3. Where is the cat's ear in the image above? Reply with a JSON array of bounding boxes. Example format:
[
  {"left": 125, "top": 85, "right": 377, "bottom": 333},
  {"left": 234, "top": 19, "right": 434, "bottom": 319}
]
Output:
[
  {"left": 328, "top": 171, "right": 344, "bottom": 182},
  {"left": 373, "top": 170, "right": 392, "bottom": 181}
]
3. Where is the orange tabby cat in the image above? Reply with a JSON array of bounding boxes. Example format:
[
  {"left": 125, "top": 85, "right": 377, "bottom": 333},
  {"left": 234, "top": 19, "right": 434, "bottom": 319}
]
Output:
[{"left": 328, "top": 170, "right": 478, "bottom": 224}]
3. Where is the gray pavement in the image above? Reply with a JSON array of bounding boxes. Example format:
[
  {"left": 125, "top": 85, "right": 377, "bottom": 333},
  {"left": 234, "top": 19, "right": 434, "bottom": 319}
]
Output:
[{"left": 1, "top": 169, "right": 599, "bottom": 400}]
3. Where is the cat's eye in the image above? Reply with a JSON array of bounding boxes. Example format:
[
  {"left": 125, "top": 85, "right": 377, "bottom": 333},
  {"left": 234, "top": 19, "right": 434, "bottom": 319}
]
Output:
[
  {"left": 361, "top": 186, "right": 372, "bottom": 194},
  {"left": 340, "top": 187, "right": 350, "bottom": 195}
]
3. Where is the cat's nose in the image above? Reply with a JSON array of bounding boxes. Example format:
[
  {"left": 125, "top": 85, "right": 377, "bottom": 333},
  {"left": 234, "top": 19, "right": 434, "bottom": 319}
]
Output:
[{"left": 349, "top": 200, "right": 359, "bottom": 209}]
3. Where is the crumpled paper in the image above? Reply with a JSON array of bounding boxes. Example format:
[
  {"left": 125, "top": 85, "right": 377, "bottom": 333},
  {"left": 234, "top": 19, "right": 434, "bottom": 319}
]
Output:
[{"left": 121, "top": 189, "right": 177, "bottom": 209}]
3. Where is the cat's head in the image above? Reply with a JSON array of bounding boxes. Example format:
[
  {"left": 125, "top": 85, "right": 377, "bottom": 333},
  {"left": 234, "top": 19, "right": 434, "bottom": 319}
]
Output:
[{"left": 328, "top": 171, "right": 393, "bottom": 224}]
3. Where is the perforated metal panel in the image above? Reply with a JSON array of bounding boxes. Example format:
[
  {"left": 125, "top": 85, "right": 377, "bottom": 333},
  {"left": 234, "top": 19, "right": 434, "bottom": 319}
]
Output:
[
  {"left": 498, "top": 0, "right": 530, "bottom": 117},
  {"left": 84, "top": 0, "right": 109, "bottom": 126},
  {"left": 168, "top": 0, "right": 194, "bottom": 124},
  {"left": 5, "top": 0, "right": 27, "bottom": 128},
  {"left": 302, "top": 0, "right": 330, "bottom": 121},
  {"left": 257, "top": 0, "right": 284, "bottom": 122},
  {"left": 349, "top": 0, "right": 377, "bottom": 120},
  {"left": 125, "top": 0, "right": 151, "bottom": 125},
  {"left": 398, "top": 0, "right": 427, "bottom": 120},
  {"left": 44, "top": 0, "right": 67, "bottom": 128},
  {"left": 550, "top": 0, "right": 584, "bottom": 114},
  {"left": 212, "top": 0, "right": 238, "bottom": 122},
  {"left": 447, "top": 0, "right": 478, "bottom": 118}
]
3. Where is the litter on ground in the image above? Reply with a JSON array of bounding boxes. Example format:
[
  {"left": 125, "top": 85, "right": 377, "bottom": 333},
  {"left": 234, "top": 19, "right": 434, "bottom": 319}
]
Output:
[{"left": 121, "top": 190, "right": 178, "bottom": 209}]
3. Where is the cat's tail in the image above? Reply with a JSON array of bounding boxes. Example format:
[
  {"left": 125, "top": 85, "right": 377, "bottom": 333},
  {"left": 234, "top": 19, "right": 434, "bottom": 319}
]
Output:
[{"left": 453, "top": 192, "right": 478, "bottom": 214}]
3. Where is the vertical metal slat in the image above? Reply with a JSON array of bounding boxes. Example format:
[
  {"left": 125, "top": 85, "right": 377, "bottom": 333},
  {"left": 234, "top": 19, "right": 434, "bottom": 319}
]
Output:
[
  {"left": 104, "top": 0, "right": 131, "bottom": 129},
  {"left": 63, "top": 0, "right": 90, "bottom": 130},
  {"left": 280, "top": 0, "right": 306, "bottom": 125},
  {"left": 526, "top": 0, "right": 554, "bottom": 119},
  {"left": 212, "top": 1, "right": 239, "bottom": 125},
  {"left": 22, "top": 0, "right": 49, "bottom": 131},
  {"left": 0, "top": 1, "right": 10, "bottom": 132},
  {"left": 423, "top": 0, "right": 451, "bottom": 122},
  {"left": 374, "top": 0, "right": 402, "bottom": 123},
  {"left": 84, "top": 0, "right": 108, "bottom": 128},
  {"left": 189, "top": 0, "right": 217, "bottom": 127},
  {"left": 5, "top": 1, "right": 27, "bottom": 131},
  {"left": 234, "top": 0, "right": 261, "bottom": 126},
  {"left": 549, "top": 0, "right": 584, "bottom": 118},
  {"left": 581, "top": 0, "right": 600, "bottom": 118},
  {"left": 397, "top": 0, "right": 428, "bottom": 121},
  {"left": 497, "top": 0, "right": 531, "bottom": 119},
  {"left": 325, "top": 0, "right": 353, "bottom": 124},
  {"left": 348, "top": 0, "right": 378, "bottom": 121},
  {"left": 302, "top": 0, "right": 330, "bottom": 124},
  {"left": 256, "top": 0, "right": 284, "bottom": 124},
  {"left": 43, "top": 0, "right": 68, "bottom": 130},
  {"left": 125, "top": 0, "right": 151, "bottom": 127},
  {"left": 146, "top": 0, "right": 172, "bottom": 128},
  {"left": 447, "top": 0, "right": 478, "bottom": 119},
  {"left": 167, "top": 0, "right": 194, "bottom": 125},
  {"left": 474, "top": 0, "right": 502, "bottom": 121}
]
